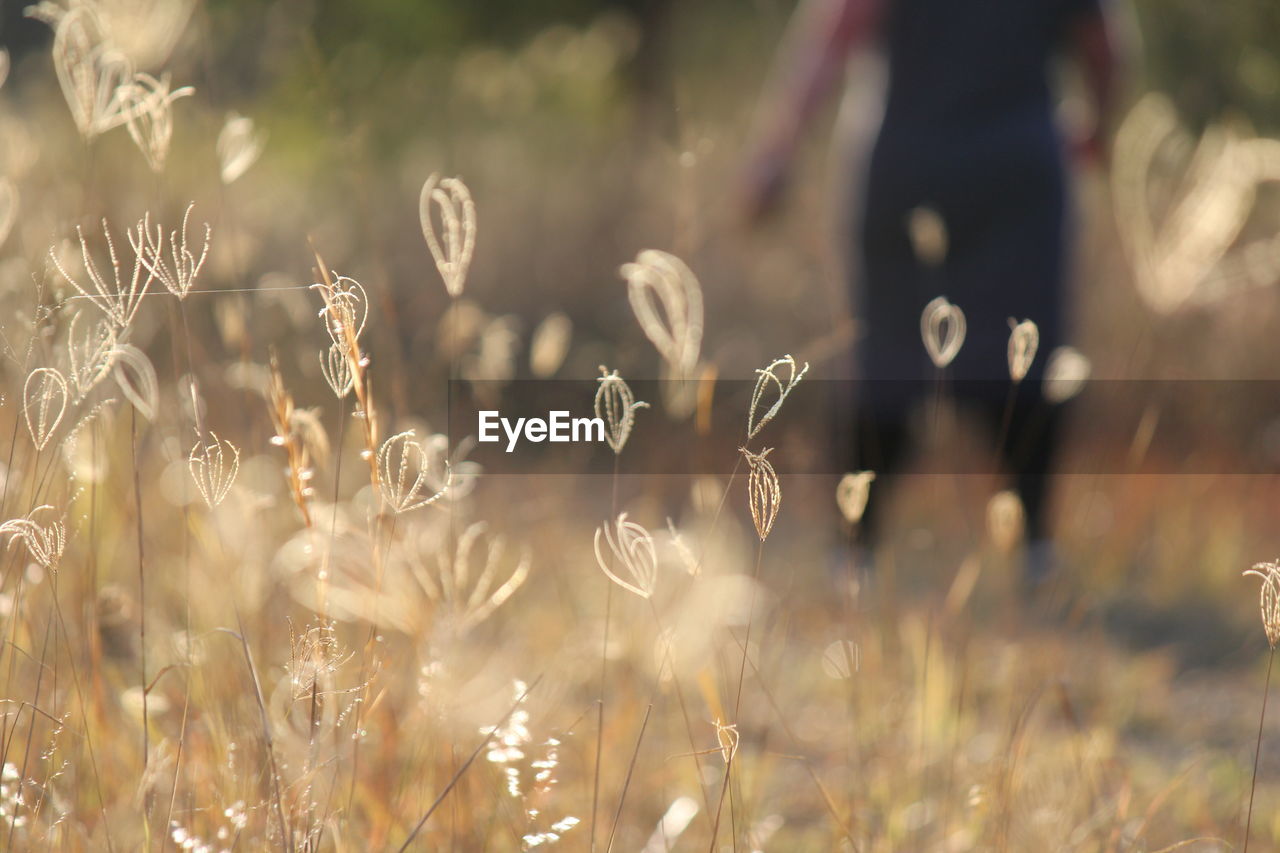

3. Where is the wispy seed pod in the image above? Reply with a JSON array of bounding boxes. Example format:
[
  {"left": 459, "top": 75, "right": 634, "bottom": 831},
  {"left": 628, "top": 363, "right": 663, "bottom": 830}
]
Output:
[
  {"left": 594, "top": 512, "right": 658, "bottom": 599},
  {"left": 746, "top": 354, "right": 809, "bottom": 440},
  {"left": 713, "top": 719, "right": 740, "bottom": 764},
  {"left": 320, "top": 342, "right": 353, "bottom": 398},
  {"left": 49, "top": 7, "right": 138, "bottom": 139},
  {"left": 906, "top": 205, "right": 948, "bottom": 267},
  {"left": 986, "top": 490, "right": 1025, "bottom": 555},
  {"left": 312, "top": 274, "right": 368, "bottom": 350},
  {"left": 742, "top": 447, "right": 781, "bottom": 542},
  {"left": 0, "top": 506, "right": 66, "bottom": 571},
  {"left": 821, "top": 640, "right": 860, "bottom": 680},
  {"left": 420, "top": 173, "right": 476, "bottom": 298},
  {"left": 594, "top": 367, "right": 649, "bottom": 455},
  {"left": 377, "top": 430, "right": 449, "bottom": 513},
  {"left": 188, "top": 432, "right": 240, "bottom": 508},
  {"left": 835, "top": 471, "right": 875, "bottom": 525},
  {"left": 121, "top": 72, "right": 193, "bottom": 173},
  {"left": 921, "top": 296, "right": 966, "bottom": 369},
  {"left": 529, "top": 312, "right": 572, "bottom": 378},
  {"left": 217, "top": 112, "right": 265, "bottom": 184},
  {"left": 1244, "top": 561, "right": 1280, "bottom": 650},
  {"left": 50, "top": 218, "right": 156, "bottom": 331},
  {"left": 132, "top": 203, "right": 210, "bottom": 299},
  {"left": 619, "top": 249, "right": 704, "bottom": 378},
  {"left": 65, "top": 311, "right": 117, "bottom": 401},
  {"left": 111, "top": 343, "right": 159, "bottom": 421},
  {"left": 1007, "top": 319, "right": 1040, "bottom": 383},
  {"left": 23, "top": 368, "right": 68, "bottom": 450},
  {"left": 1043, "top": 346, "right": 1091, "bottom": 404},
  {"left": 417, "top": 522, "right": 529, "bottom": 634}
]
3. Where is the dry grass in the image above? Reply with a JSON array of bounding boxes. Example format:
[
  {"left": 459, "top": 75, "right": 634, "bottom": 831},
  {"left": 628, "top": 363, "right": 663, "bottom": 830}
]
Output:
[{"left": 0, "top": 3, "right": 1277, "bottom": 852}]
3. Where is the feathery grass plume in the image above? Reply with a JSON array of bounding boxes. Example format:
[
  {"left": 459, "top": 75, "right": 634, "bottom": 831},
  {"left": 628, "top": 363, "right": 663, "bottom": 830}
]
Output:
[
  {"left": 217, "top": 111, "right": 265, "bottom": 184},
  {"left": 0, "top": 47, "right": 8, "bottom": 89},
  {"left": 0, "top": 179, "right": 17, "bottom": 249},
  {"left": 44, "top": 5, "right": 138, "bottom": 139},
  {"left": 311, "top": 265, "right": 378, "bottom": 486},
  {"left": 594, "top": 512, "right": 658, "bottom": 599},
  {"left": 986, "top": 490, "right": 1025, "bottom": 555},
  {"left": 111, "top": 342, "right": 158, "bottom": 420},
  {"left": 619, "top": 249, "right": 703, "bottom": 378},
  {"left": 320, "top": 342, "right": 353, "bottom": 398},
  {"left": 314, "top": 273, "right": 368, "bottom": 347},
  {"left": 820, "top": 640, "right": 860, "bottom": 679},
  {"left": 921, "top": 296, "right": 966, "bottom": 369},
  {"left": 121, "top": 72, "right": 193, "bottom": 172},
  {"left": 417, "top": 522, "right": 529, "bottom": 633},
  {"left": 50, "top": 218, "right": 155, "bottom": 331},
  {"left": 463, "top": 314, "right": 521, "bottom": 395},
  {"left": 1043, "top": 346, "right": 1091, "bottom": 403},
  {"left": 377, "top": 430, "right": 450, "bottom": 513},
  {"left": 1244, "top": 561, "right": 1280, "bottom": 649},
  {"left": 419, "top": 173, "right": 476, "bottom": 297},
  {"left": 594, "top": 367, "right": 648, "bottom": 454},
  {"left": 285, "top": 621, "right": 353, "bottom": 710},
  {"left": 188, "top": 431, "right": 240, "bottom": 508},
  {"left": 23, "top": 367, "right": 69, "bottom": 451},
  {"left": 267, "top": 352, "right": 313, "bottom": 526},
  {"left": 747, "top": 354, "right": 809, "bottom": 440},
  {"left": 713, "top": 718, "right": 739, "bottom": 763},
  {"left": 0, "top": 506, "right": 66, "bottom": 571},
  {"left": 420, "top": 433, "right": 480, "bottom": 502},
  {"left": 1007, "top": 319, "right": 1039, "bottom": 383},
  {"left": 1243, "top": 559, "right": 1280, "bottom": 853},
  {"left": 835, "top": 471, "right": 875, "bottom": 525},
  {"left": 529, "top": 311, "right": 572, "bottom": 378},
  {"left": 65, "top": 311, "right": 117, "bottom": 401},
  {"left": 907, "top": 205, "right": 948, "bottom": 266},
  {"left": 742, "top": 446, "right": 781, "bottom": 541},
  {"left": 133, "top": 203, "right": 209, "bottom": 298},
  {"left": 1111, "top": 94, "right": 1280, "bottom": 314}
]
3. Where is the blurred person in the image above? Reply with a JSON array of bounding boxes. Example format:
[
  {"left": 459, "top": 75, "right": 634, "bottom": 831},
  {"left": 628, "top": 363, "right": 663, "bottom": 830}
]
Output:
[{"left": 741, "top": 0, "right": 1120, "bottom": 582}]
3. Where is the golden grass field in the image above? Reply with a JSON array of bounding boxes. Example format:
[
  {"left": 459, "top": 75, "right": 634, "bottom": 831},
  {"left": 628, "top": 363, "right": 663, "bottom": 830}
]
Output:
[{"left": 1, "top": 2, "right": 1280, "bottom": 851}]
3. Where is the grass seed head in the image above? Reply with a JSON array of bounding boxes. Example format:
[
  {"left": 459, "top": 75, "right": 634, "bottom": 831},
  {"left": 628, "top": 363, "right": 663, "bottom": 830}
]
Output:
[
  {"left": 23, "top": 367, "right": 68, "bottom": 451},
  {"left": 747, "top": 354, "right": 809, "bottom": 440},
  {"left": 0, "top": 506, "right": 66, "bottom": 572},
  {"left": 420, "top": 173, "right": 477, "bottom": 298},
  {"left": 619, "top": 249, "right": 703, "bottom": 378},
  {"left": 742, "top": 446, "right": 781, "bottom": 541},
  {"left": 377, "top": 430, "right": 450, "bottom": 513},
  {"left": 595, "top": 366, "right": 648, "bottom": 455},
  {"left": 121, "top": 72, "right": 193, "bottom": 173},
  {"left": 1007, "top": 318, "right": 1040, "bottom": 383},
  {"left": 921, "top": 296, "right": 966, "bottom": 369},
  {"left": 836, "top": 471, "right": 875, "bottom": 525},
  {"left": 1044, "top": 346, "right": 1091, "bottom": 403},
  {"left": 217, "top": 111, "right": 265, "bottom": 184},
  {"left": 594, "top": 512, "right": 658, "bottom": 599},
  {"left": 188, "top": 431, "right": 240, "bottom": 508},
  {"left": 1244, "top": 561, "right": 1280, "bottom": 649}
]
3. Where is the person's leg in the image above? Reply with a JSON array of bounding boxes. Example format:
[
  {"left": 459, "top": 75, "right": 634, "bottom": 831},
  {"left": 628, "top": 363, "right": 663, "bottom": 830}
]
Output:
[
  {"left": 978, "top": 386, "right": 1061, "bottom": 545},
  {"left": 847, "top": 413, "right": 911, "bottom": 550}
]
